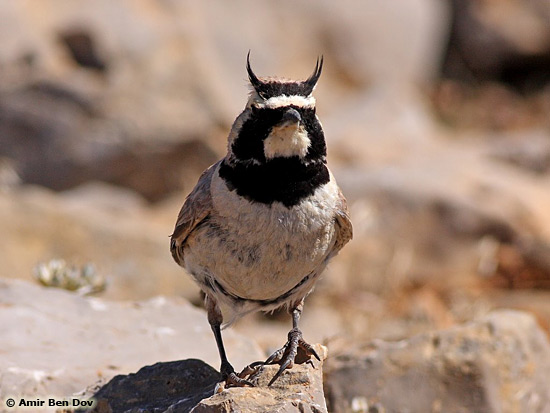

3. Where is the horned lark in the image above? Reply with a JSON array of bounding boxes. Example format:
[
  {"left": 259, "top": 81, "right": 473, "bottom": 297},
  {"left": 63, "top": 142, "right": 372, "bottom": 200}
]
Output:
[{"left": 170, "top": 54, "right": 352, "bottom": 387}]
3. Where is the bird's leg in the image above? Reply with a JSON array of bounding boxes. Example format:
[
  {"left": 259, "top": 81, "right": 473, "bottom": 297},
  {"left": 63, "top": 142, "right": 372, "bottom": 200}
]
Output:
[
  {"left": 264, "top": 299, "right": 321, "bottom": 386},
  {"left": 206, "top": 295, "right": 254, "bottom": 387}
]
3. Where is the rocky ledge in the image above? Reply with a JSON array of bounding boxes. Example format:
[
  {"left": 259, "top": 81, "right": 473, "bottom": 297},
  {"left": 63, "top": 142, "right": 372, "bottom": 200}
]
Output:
[{"left": 90, "top": 344, "right": 327, "bottom": 413}]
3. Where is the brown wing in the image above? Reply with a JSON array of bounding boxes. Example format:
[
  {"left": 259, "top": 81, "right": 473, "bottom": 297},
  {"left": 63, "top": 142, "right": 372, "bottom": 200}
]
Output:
[
  {"left": 170, "top": 161, "right": 219, "bottom": 266},
  {"left": 332, "top": 186, "right": 353, "bottom": 255}
]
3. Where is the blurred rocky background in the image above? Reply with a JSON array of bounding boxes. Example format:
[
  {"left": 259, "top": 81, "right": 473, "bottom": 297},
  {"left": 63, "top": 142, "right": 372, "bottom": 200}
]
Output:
[{"left": 2, "top": 0, "right": 550, "bottom": 411}]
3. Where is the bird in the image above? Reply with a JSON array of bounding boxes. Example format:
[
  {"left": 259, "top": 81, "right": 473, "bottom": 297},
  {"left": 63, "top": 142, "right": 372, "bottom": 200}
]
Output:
[{"left": 170, "top": 53, "right": 352, "bottom": 388}]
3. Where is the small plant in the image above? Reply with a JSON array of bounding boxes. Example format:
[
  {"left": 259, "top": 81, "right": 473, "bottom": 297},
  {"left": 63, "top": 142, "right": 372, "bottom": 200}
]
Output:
[{"left": 33, "top": 259, "right": 107, "bottom": 295}]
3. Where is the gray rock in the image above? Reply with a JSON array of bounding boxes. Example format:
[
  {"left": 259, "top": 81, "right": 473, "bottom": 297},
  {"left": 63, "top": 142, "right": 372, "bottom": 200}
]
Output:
[
  {"left": 89, "top": 359, "right": 220, "bottom": 413},
  {"left": 325, "top": 310, "right": 550, "bottom": 413},
  {"left": 0, "top": 278, "right": 263, "bottom": 400}
]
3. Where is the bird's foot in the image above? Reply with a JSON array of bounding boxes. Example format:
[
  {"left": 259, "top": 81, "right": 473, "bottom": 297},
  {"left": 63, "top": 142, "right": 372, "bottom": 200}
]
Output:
[
  {"left": 264, "top": 327, "right": 320, "bottom": 386},
  {"left": 215, "top": 360, "right": 262, "bottom": 392}
]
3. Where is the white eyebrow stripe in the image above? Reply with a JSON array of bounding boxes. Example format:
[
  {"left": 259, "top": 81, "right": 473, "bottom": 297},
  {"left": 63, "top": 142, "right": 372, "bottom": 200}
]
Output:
[{"left": 261, "top": 95, "right": 316, "bottom": 109}]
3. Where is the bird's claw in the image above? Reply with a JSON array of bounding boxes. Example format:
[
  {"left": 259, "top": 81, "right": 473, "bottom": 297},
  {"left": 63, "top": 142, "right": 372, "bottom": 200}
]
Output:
[
  {"left": 217, "top": 360, "right": 260, "bottom": 390},
  {"left": 264, "top": 327, "right": 319, "bottom": 386},
  {"left": 238, "top": 361, "right": 264, "bottom": 378},
  {"left": 226, "top": 372, "right": 255, "bottom": 387}
]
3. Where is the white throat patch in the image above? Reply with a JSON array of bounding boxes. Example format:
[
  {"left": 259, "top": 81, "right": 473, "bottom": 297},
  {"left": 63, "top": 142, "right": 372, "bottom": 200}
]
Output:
[
  {"left": 264, "top": 95, "right": 315, "bottom": 109},
  {"left": 249, "top": 94, "right": 316, "bottom": 109},
  {"left": 264, "top": 122, "right": 310, "bottom": 159}
]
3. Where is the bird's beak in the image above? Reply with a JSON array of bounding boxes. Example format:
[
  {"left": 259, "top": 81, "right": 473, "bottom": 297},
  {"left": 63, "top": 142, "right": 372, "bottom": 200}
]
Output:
[{"left": 281, "top": 108, "right": 302, "bottom": 125}]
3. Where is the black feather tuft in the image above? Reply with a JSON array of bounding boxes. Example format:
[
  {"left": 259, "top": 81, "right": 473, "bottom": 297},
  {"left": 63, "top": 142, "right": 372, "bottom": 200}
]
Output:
[
  {"left": 246, "top": 51, "right": 264, "bottom": 97},
  {"left": 303, "top": 55, "right": 323, "bottom": 96},
  {"left": 246, "top": 53, "right": 324, "bottom": 99}
]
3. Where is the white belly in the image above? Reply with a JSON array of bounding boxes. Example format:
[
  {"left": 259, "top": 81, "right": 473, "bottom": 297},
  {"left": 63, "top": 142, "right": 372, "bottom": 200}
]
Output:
[{"left": 184, "top": 164, "right": 340, "bottom": 301}]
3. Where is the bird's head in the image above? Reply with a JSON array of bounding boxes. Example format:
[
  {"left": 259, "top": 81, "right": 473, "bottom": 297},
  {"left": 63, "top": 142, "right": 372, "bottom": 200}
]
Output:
[{"left": 226, "top": 53, "right": 326, "bottom": 166}]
